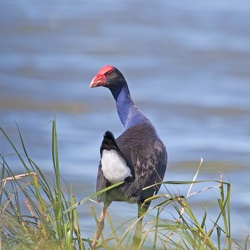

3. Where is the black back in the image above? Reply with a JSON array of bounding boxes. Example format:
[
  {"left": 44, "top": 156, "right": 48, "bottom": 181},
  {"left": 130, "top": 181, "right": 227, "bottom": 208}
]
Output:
[{"left": 96, "top": 123, "right": 167, "bottom": 204}]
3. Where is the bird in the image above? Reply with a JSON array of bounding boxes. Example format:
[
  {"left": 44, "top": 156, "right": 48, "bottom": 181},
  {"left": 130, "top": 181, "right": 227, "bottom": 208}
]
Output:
[{"left": 89, "top": 65, "right": 167, "bottom": 249}]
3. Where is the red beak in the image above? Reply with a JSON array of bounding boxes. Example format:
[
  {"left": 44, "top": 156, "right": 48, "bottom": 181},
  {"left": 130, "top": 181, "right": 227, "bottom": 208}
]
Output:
[{"left": 90, "top": 74, "right": 106, "bottom": 88}]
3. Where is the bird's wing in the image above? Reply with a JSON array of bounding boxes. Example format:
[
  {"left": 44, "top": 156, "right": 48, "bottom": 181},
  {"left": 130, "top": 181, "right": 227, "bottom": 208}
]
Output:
[
  {"left": 116, "top": 123, "right": 167, "bottom": 202},
  {"left": 96, "top": 124, "right": 167, "bottom": 203}
]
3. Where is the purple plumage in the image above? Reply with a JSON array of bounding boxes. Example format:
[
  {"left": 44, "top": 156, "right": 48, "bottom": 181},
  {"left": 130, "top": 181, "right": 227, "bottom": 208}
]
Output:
[{"left": 90, "top": 65, "right": 167, "bottom": 249}]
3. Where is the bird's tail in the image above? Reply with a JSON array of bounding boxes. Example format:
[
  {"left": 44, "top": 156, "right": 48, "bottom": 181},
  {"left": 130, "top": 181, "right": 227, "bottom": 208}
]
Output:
[{"left": 100, "top": 131, "right": 120, "bottom": 155}]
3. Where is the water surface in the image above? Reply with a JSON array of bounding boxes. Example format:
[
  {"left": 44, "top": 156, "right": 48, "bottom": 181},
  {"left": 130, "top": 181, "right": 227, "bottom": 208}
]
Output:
[{"left": 0, "top": 0, "right": 249, "bottom": 246}]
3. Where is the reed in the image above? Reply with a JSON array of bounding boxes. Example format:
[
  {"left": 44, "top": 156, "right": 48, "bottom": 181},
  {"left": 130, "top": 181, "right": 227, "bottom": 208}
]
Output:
[{"left": 0, "top": 120, "right": 248, "bottom": 250}]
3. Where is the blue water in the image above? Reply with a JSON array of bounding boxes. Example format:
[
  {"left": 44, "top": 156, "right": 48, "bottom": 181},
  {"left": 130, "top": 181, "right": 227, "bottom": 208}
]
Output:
[{"left": 0, "top": 0, "right": 250, "bottom": 246}]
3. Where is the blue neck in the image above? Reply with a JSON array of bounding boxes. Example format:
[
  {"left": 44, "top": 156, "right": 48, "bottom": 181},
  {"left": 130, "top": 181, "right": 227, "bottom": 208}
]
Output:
[{"left": 110, "top": 84, "right": 149, "bottom": 130}]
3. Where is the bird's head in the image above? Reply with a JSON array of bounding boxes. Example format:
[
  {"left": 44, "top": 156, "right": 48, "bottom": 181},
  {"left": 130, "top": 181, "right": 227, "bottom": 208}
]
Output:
[{"left": 90, "top": 65, "right": 126, "bottom": 90}]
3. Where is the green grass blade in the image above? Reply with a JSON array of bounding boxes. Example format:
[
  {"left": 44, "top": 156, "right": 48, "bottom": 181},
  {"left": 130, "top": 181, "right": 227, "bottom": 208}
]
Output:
[{"left": 64, "top": 182, "right": 123, "bottom": 213}]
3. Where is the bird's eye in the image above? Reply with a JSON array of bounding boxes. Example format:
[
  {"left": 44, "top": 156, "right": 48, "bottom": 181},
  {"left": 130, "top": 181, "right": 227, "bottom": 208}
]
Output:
[{"left": 107, "top": 72, "right": 113, "bottom": 77}]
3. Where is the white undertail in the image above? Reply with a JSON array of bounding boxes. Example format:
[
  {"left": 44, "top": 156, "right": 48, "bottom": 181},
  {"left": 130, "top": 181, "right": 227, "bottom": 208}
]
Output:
[{"left": 101, "top": 149, "right": 132, "bottom": 184}]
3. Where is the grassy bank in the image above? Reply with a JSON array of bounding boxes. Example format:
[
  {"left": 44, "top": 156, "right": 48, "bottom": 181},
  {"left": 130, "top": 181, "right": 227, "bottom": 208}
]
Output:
[{"left": 0, "top": 120, "right": 248, "bottom": 249}]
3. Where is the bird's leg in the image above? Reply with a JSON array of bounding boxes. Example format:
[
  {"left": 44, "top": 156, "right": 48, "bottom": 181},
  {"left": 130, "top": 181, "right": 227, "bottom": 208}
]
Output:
[
  {"left": 132, "top": 201, "right": 150, "bottom": 249},
  {"left": 92, "top": 201, "right": 111, "bottom": 249}
]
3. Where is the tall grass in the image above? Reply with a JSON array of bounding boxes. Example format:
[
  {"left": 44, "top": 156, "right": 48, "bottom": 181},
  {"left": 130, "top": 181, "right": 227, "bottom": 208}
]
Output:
[
  {"left": 0, "top": 120, "right": 248, "bottom": 250},
  {"left": 0, "top": 120, "right": 85, "bottom": 250}
]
